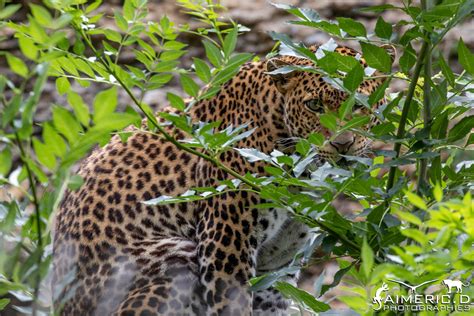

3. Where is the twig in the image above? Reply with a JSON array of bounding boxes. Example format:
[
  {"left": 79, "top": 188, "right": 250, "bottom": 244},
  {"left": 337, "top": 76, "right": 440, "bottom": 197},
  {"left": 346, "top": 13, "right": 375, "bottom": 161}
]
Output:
[
  {"left": 385, "top": 41, "right": 429, "bottom": 195},
  {"left": 14, "top": 132, "right": 42, "bottom": 316}
]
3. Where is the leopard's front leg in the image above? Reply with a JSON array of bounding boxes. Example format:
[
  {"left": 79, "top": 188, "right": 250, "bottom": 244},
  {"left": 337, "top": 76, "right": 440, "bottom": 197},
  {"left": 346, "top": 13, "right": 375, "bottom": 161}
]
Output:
[{"left": 197, "top": 194, "right": 257, "bottom": 316}]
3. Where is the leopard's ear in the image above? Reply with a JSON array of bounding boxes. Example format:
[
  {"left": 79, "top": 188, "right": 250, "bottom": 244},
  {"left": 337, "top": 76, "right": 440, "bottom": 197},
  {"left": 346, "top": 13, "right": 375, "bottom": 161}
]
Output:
[{"left": 266, "top": 58, "right": 298, "bottom": 94}]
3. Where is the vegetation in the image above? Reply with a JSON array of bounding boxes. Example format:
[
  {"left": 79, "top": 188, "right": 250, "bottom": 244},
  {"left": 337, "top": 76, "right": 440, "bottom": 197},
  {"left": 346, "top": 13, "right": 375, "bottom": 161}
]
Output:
[{"left": 0, "top": 0, "right": 473, "bottom": 315}]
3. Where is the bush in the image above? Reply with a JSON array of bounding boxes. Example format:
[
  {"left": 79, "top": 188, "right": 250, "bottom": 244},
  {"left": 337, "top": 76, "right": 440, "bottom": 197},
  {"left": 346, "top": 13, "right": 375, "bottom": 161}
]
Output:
[{"left": 0, "top": 0, "right": 473, "bottom": 315}]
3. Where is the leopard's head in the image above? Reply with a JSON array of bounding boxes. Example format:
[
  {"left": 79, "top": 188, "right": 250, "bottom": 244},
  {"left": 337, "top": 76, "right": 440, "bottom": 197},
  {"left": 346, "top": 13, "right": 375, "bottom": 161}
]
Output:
[{"left": 266, "top": 45, "right": 392, "bottom": 165}]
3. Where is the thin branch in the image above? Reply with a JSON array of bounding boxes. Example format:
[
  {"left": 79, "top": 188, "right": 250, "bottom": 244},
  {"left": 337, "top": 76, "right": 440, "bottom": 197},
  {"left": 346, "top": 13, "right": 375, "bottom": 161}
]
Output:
[
  {"left": 385, "top": 41, "right": 429, "bottom": 195},
  {"left": 14, "top": 132, "right": 42, "bottom": 316}
]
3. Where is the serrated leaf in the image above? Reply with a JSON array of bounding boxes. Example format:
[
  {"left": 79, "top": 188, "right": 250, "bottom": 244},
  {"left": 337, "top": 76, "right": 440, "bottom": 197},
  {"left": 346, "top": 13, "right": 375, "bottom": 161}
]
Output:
[
  {"left": 438, "top": 54, "right": 455, "bottom": 87},
  {"left": 337, "top": 17, "right": 366, "bottom": 37},
  {"left": 339, "top": 95, "right": 355, "bottom": 119},
  {"left": 203, "top": 40, "right": 222, "bottom": 67},
  {"left": 361, "top": 238, "right": 374, "bottom": 279},
  {"left": 343, "top": 64, "right": 364, "bottom": 92},
  {"left": 448, "top": 115, "right": 474, "bottom": 142},
  {"left": 33, "top": 138, "right": 56, "bottom": 170},
  {"left": 167, "top": 93, "right": 185, "bottom": 111},
  {"left": 368, "top": 78, "right": 389, "bottom": 105},
  {"left": 458, "top": 38, "right": 474, "bottom": 75},
  {"left": 6, "top": 54, "right": 28, "bottom": 77},
  {"left": 67, "top": 91, "right": 90, "bottom": 126},
  {"left": 43, "top": 123, "right": 67, "bottom": 157},
  {"left": 405, "top": 191, "right": 427, "bottom": 210},
  {"left": 399, "top": 44, "right": 416, "bottom": 73},
  {"left": 18, "top": 34, "right": 38, "bottom": 60},
  {"left": 52, "top": 106, "right": 83, "bottom": 144},
  {"left": 320, "top": 113, "right": 337, "bottom": 131},
  {"left": 29, "top": 4, "right": 52, "bottom": 27},
  {"left": 375, "top": 16, "right": 392, "bottom": 39},
  {"left": 275, "top": 281, "right": 330, "bottom": 313},
  {"left": 223, "top": 27, "right": 238, "bottom": 57},
  {"left": 193, "top": 58, "right": 211, "bottom": 83},
  {"left": 180, "top": 74, "right": 199, "bottom": 98},
  {"left": 0, "top": 4, "right": 21, "bottom": 20},
  {"left": 433, "top": 184, "right": 443, "bottom": 202},
  {"left": 93, "top": 86, "right": 117, "bottom": 123},
  {"left": 360, "top": 42, "right": 392, "bottom": 72},
  {"left": 308, "top": 133, "right": 324, "bottom": 146},
  {"left": 0, "top": 148, "right": 12, "bottom": 176},
  {"left": 56, "top": 77, "right": 70, "bottom": 95}
]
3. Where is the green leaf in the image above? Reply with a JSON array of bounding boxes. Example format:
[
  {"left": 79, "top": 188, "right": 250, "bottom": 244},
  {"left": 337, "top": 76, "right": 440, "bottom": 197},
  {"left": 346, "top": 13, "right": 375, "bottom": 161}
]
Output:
[
  {"left": 339, "top": 95, "right": 355, "bottom": 119},
  {"left": 68, "top": 175, "right": 84, "bottom": 190},
  {"left": 203, "top": 40, "right": 222, "bottom": 67},
  {"left": 401, "top": 228, "right": 428, "bottom": 246},
  {"left": 433, "top": 184, "right": 443, "bottom": 202},
  {"left": 6, "top": 54, "right": 28, "bottom": 78},
  {"left": 18, "top": 34, "right": 38, "bottom": 60},
  {"left": 360, "top": 42, "right": 392, "bottom": 72},
  {"left": 91, "top": 113, "right": 138, "bottom": 132},
  {"left": 368, "top": 78, "right": 389, "bottom": 105},
  {"left": 393, "top": 209, "right": 422, "bottom": 226},
  {"left": 361, "top": 238, "right": 374, "bottom": 279},
  {"left": 29, "top": 4, "right": 52, "bottom": 27},
  {"left": 193, "top": 58, "right": 211, "bottom": 83},
  {"left": 223, "top": 27, "right": 238, "bottom": 57},
  {"left": 167, "top": 93, "right": 186, "bottom": 111},
  {"left": 67, "top": 92, "right": 90, "bottom": 126},
  {"left": 0, "top": 298, "right": 10, "bottom": 310},
  {"left": 375, "top": 16, "right": 392, "bottom": 39},
  {"left": 405, "top": 191, "right": 427, "bottom": 210},
  {"left": 0, "top": 148, "right": 12, "bottom": 176},
  {"left": 43, "top": 123, "right": 67, "bottom": 157},
  {"left": 438, "top": 54, "right": 455, "bottom": 87},
  {"left": 343, "top": 64, "right": 364, "bottom": 92},
  {"left": 275, "top": 281, "right": 330, "bottom": 313},
  {"left": 340, "top": 116, "right": 369, "bottom": 131},
  {"left": 318, "top": 52, "right": 358, "bottom": 73},
  {"left": 337, "top": 17, "right": 366, "bottom": 37},
  {"left": 320, "top": 113, "right": 337, "bottom": 131},
  {"left": 93, "top": 86, "right": 117, "bottom": 124},
  {"left": 33, "top": 138, "right": 56, "bottom": 170},
  {"left": 180, "top": 74, "right": 200, "bottom": 97},
  {"left": 399, "top": 44, "right": 416, "bottom": 73},
  {"left": 104, "top": 29, "right": 122, "bottom": 43},
  {"left": 0, "top": 4, "right": 21, "bottom": 20},
  {"left": 458, "top": 38, "right": 474, "bottom": 75},
  {"left": 296, "top": 139, "right": 311, "bottom": 156},
  {"left": 114, "top": 10, "right": 128, "bottom": 32},
  {"left": 308, "top": 133, "right": 324, "bottom": 146},
  {"left": 56, "top": 77, "right": 70, "bottom": 95},
  {"left": 448, "top": 115, "right": 474, "bottom": 142},
  {"left": 52, "top": 106, "right": 83, "bottom": 144}
]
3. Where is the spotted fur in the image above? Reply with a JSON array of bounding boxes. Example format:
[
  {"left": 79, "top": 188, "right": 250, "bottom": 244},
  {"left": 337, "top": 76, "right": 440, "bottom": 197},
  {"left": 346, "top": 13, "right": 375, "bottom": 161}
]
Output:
[{"left": 52, "top": 45, "right": 387, "bottom": 315}]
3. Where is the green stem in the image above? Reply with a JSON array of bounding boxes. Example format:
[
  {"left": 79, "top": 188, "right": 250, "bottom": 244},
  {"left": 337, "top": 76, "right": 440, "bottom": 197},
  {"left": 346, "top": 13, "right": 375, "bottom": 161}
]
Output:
[
  {"left": 385, "top": 41, "right": 429, "bottom": 195},
  {"left": 417, "top": 39, "right": 432, "bottom": 194},
  {"left": 14, "top": 132, "right": 42, "bottom": 316}
]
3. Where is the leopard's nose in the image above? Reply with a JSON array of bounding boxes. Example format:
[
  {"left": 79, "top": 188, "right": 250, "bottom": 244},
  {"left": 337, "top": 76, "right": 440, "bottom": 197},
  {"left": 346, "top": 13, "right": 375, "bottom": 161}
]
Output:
[
  {"left": 329, "top": 133, "right": 355, "bottom": 155},
  {"left": 330, "top": 141, "right": 353, "bottom": 154}
]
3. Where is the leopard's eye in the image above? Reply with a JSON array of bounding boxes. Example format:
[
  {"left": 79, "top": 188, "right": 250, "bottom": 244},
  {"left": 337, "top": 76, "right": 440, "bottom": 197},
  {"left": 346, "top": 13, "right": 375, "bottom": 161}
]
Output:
[{"left": 304, "top": 99, "right": 324, "bottom": 113}]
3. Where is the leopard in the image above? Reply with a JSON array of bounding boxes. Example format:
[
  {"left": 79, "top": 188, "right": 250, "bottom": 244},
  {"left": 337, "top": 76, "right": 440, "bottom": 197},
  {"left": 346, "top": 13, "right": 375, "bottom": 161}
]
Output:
[{"left": 52, "top": 44, "right": 390, "bottom": 316}]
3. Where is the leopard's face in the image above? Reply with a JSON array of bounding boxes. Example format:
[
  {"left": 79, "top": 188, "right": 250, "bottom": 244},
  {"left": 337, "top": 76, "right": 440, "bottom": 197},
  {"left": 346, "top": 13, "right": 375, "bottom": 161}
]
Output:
[{"left": 267, "top": 46, "right": 389, "bottom": 165}]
